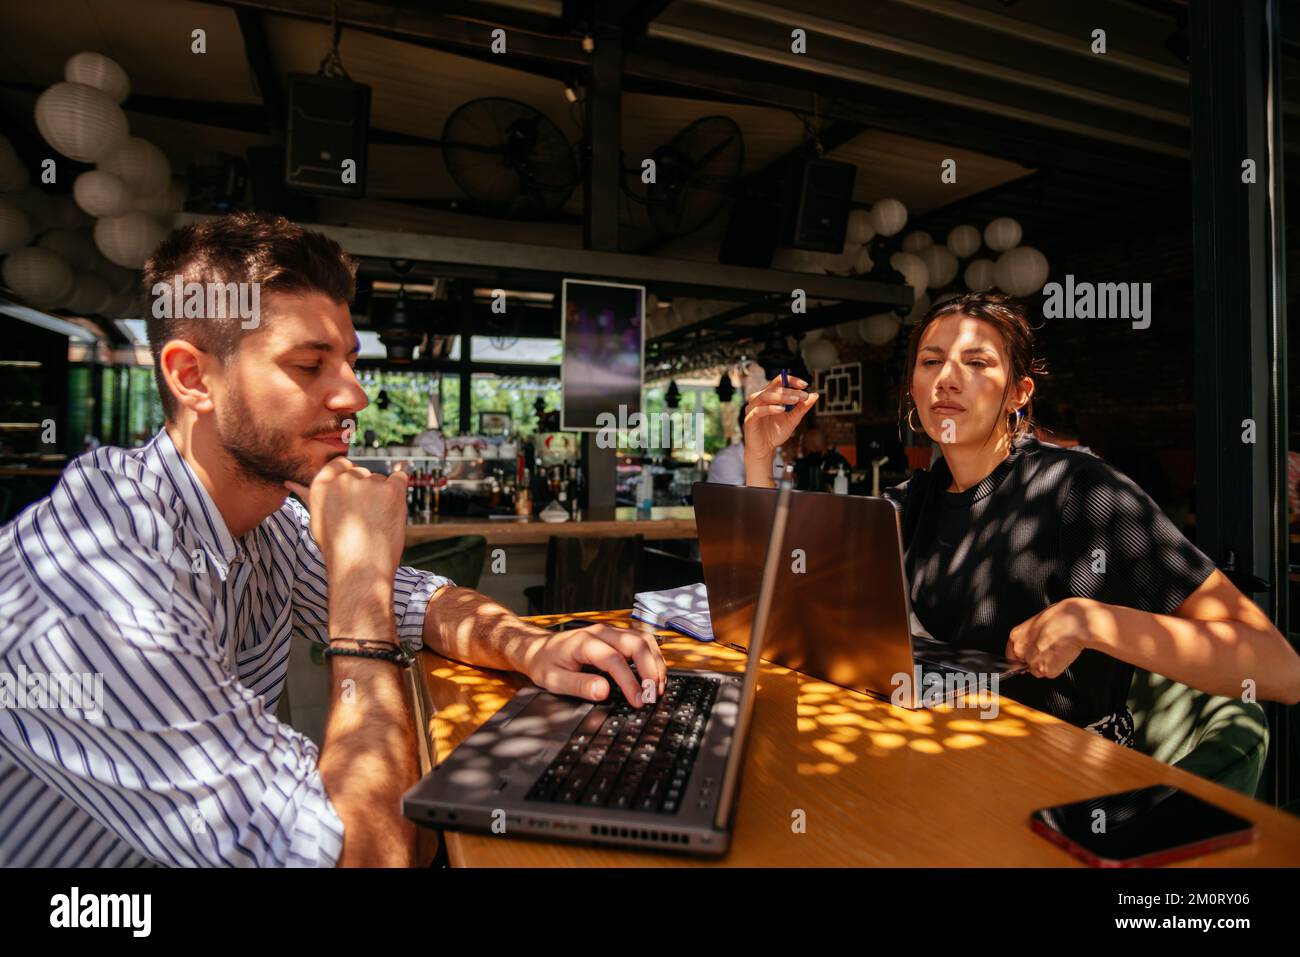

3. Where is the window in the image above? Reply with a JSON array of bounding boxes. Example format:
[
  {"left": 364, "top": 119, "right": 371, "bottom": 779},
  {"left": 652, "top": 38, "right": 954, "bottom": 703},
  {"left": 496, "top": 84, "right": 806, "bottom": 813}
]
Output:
[
  {"left": 622, "top": 384, "right": 728, "bottom": 459},
  {"left": 470, "top": 374, "right": 569, "bottom": 440},
  {"left": 470, "top": 337, "right": 562, "bottom": 364},
  {"left": 353, "top": 370, "right": 442, "bottom": 446}
]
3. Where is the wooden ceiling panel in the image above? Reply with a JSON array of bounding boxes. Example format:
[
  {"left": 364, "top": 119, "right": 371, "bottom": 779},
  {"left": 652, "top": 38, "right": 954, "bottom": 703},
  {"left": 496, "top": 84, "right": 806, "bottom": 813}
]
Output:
[
  {"left": 828, "top": 129, "right": 1032, "bottom": 215},
  {"left": 0, "top": 0, "right": 259, "bottom": 105}
]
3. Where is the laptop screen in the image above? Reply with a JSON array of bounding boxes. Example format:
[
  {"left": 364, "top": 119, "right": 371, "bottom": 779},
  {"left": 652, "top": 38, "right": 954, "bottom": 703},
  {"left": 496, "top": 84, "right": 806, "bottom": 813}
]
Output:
[{"left": 712, "top": 479, "right": 793, "bottom": 831}]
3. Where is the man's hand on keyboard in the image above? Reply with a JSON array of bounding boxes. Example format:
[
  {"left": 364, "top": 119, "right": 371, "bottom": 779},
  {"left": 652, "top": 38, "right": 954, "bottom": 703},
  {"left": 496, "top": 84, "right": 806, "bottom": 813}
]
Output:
[{"left": 522, "top": 624, "right": 667, "bottom": 707}]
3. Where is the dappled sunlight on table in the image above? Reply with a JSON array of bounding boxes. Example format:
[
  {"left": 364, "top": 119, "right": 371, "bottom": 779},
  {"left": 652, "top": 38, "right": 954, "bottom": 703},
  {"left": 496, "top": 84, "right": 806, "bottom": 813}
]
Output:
[{"left": 411, "top": 610, "right": 1300, "bottom": 866}]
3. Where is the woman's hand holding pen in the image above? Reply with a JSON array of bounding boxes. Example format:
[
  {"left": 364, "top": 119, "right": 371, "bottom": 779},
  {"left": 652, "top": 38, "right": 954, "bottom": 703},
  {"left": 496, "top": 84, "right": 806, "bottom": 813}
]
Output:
[{"left": 742, "top": 373, "right": 819, "bottom": 487}]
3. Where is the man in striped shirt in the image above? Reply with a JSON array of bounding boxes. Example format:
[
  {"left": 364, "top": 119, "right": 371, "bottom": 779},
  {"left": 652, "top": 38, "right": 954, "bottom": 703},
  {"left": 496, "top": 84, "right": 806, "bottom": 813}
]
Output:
[{"left": 0, "top": 213, "right": 665, "bottom": 867}]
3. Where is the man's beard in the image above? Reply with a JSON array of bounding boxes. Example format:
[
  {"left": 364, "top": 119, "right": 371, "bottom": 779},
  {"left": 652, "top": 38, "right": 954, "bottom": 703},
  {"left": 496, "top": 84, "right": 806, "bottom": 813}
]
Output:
[{"left": 216, "top": 383, "right": 348, "bottom": 489}]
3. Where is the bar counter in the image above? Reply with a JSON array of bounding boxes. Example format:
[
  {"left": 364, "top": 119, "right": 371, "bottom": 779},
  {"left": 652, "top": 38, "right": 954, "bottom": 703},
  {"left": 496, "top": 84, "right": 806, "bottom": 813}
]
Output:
[{"left": 403, "top": 505, "right": 697, "bottom": 546}]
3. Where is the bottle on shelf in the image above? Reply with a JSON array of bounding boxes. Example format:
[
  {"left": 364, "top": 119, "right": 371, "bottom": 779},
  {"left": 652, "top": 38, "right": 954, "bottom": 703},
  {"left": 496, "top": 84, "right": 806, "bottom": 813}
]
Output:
[
  {"left": 515, "top": 467, "right": 532, "bottom": 517},
  {"left": 637, "top": 464, "right": 654, "bottom": 516},
  {"left": 833, "top": 464, "right": 849, "bottom": 495}
]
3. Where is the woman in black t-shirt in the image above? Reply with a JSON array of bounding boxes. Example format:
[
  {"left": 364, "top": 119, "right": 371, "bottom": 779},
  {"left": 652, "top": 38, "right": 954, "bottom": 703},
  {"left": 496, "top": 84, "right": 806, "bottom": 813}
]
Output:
[{"left": 741, "top": 292, "right": 1300, "bottom": 744}]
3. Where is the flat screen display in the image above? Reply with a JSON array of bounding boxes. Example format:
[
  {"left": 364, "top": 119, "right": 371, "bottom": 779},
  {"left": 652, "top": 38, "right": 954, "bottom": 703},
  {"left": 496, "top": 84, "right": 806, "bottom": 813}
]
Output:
[{"left": 560, "top": 279, "right": 645, "bottom": 432}]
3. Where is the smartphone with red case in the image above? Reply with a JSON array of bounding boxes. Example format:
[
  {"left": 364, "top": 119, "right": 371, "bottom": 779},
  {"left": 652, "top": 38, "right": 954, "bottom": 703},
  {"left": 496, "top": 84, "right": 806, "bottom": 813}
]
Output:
[{"left": 1030, "top": 785, "right": 1256, "bottom": 867}]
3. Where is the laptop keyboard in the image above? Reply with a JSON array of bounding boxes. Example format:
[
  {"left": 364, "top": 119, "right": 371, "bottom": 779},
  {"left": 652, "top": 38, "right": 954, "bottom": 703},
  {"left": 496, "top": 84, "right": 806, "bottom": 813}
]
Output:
[{"left": 524, "top": 674, "right": 720, "bottom": 814}]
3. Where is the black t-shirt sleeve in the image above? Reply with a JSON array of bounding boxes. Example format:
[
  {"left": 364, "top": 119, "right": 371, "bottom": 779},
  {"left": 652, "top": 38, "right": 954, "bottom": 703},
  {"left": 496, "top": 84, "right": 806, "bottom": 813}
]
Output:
[{"left": 1059, "top": 459, "right": 1218, "bottom": 616}]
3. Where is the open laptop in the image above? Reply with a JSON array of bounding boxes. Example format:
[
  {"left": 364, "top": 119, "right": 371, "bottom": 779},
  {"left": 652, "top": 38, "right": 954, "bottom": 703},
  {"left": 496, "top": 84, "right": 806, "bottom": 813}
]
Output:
[
  {"left": 401, "top": 478, "right": 797, "bottom": 856},
  {"left": 692, "top": 483, "right": 1026, "bottom": 709}
]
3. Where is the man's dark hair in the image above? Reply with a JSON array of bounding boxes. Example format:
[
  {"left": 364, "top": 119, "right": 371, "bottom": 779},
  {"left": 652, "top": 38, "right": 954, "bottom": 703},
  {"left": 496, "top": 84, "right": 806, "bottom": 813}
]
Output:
[{"left": 143, "top": 211, "right": 357, "bottom": 419}]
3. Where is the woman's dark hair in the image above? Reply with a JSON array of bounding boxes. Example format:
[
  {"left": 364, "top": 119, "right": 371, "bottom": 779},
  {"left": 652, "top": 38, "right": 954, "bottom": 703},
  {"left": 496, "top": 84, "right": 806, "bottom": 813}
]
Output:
[
  {"left": 143, "top": 211, "right": 357, "bottom": 419},
  {"left": 897, "top": 290, "right": 1048, "bottom": 447}
]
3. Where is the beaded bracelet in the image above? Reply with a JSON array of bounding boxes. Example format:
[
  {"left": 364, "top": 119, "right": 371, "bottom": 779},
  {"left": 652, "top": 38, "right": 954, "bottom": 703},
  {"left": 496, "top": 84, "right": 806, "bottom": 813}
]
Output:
[{"left": 323, "top": 640, "right": 413, "bottom": 668}]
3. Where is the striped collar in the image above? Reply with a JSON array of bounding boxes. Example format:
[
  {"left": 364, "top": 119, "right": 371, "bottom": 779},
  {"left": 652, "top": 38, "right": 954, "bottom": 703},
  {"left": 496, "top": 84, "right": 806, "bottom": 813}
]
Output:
[{"left": 138, "top": 428, "right": 242, "bottom": 578}]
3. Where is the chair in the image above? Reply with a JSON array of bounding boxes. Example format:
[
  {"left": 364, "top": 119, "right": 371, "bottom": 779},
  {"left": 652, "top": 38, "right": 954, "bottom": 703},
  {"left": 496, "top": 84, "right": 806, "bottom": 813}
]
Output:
[
  {"left": 1127, "top": 668, "right": 1269, "bottom": 798},
  {"left": 524, "top": 535, "right": 644, "bottom": 616},
  {"left": 637, "top": 545, "right": 704, "bottom": 593},
  {"left": 400, "top": 534, "right": 487, "bottom": 590}
]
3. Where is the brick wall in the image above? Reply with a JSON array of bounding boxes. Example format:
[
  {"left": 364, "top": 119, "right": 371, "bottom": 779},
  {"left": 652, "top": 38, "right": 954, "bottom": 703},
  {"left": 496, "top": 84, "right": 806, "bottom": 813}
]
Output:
[{"left": 805, "top": 227, "right": 1199, "bottom": 497}]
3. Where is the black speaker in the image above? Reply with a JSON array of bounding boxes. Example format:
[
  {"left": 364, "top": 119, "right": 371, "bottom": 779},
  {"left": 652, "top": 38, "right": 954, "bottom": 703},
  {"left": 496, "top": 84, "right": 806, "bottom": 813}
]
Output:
[
  {"left": 785, "top": 158, "right": 856, "bottom": 252},
  {"left": 285, "top": 73, "right": 371, "bottom": 196}
]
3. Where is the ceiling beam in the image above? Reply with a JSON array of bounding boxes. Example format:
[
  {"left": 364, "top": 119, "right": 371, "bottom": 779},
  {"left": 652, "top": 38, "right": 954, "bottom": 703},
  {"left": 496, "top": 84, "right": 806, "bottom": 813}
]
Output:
[
  {"left": 621, "top": 0, "right": 676, "bottom": 41},
  {"left": 0, "top": 80, "right": 445, "bottom": 148},
  {"left": 204, "top": 0, "right": 588, "bottom": 71},
  {"left": 622, "top": 44, "right": 1186, "bottom": 191},
  {"left": 176, "top": 212, "right": 914, "bottom": 307},
  {"left": 890, "top": 0, "right": 1189, "bottom": 85},
  {"left": 645, "top": 17, "right": 1185, "bottom": 158},
  {"left": 687, "top": 0, "right": 1188, "bottom": 127},
  {"left": 235, "top": 7, "right": 286, "bottom": 136}
]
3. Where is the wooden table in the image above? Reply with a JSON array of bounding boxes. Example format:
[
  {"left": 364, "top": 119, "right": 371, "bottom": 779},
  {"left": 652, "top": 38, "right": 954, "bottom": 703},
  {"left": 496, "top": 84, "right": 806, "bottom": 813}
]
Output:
[
  {"left": 411, "top": 610, "right": 1300, "bottom": 867},
  {"left": 404, "top": 506, "right": 696, "bottom": 547}
]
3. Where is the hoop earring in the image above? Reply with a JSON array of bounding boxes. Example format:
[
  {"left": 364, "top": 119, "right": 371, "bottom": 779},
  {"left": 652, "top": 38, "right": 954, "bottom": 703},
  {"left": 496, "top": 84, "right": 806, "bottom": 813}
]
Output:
[
  {"left": 1008, "top": 407, "right": 1022, "bottom": 436},
  {"left": 906, "top": 405, "right": 923, "bottom": 433}
]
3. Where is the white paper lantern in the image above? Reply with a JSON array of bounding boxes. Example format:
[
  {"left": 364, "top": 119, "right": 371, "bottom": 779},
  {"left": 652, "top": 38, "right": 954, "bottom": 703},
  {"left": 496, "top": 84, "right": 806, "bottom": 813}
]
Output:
[
  {"left": 905, "top": 291, "right": 931, "bottom": 325},
  {"left": 0, "top": 134, "right": 28, "bottom": 193},
  {"left": 984, "top": 217, "right": 1022, "bottom": 252},
  {"left": 901, "top": 230, "right": 933, "bottom": 253},
  {"left": 835, "top": 320, "right": 864, "bottom": 344},
  {"left": 853, "top": 244, "right": 874, "bottom": 274},
  {"left": 920, "top": 244, "right": 959, "bottom": 289},
  {"left": 964, "top": 258, "right": 997, "bottom": 292},
  {"left": 845, "top": 208, "right": 875, "bottom": 245},
  {"left": 994, "top": 246, "right": 1049, "bottom": 297},
  {"left": 803, "top": 337, "right": 839, "bottom": 372},
  {"left": 859, "top": 311, "right": 901, "bottom": 346},
  {"left": 94, "top": 211, "right": 167, "bottom": 268},
  {"left": 37, "top": 227, "right": 96, "bottom": 265},
  {"left": 132, "top": 177, "right": 186, "bottom": 221},
  {"left": 34, "top": 82, "right": 129, "bottom": 163},
  {"left": 868, "top": 198, "right": 907, "bottom": 237},
  {"left": 98, "top": 138, "right": 170, "bottom": 196},
  {"left": 946, "top": 224, "right": 981, "bottom": 258},
  {"left": 889, "top": 251, "right": 930, "bottom": 303},
  {"left": 1, "top": 246, "right": 75, "bottom": 308},
  {"left": 63, "top": 272, "right": 114, "bottom": 315},
  {"left": 65, "top": 52, "right": 131, "bottom": 104},
  {"left": 0, "top": 200, "right": 35, "bottom": 253},
  {"left": 74, "top": 169, "right": 132, "bottom": 217}
]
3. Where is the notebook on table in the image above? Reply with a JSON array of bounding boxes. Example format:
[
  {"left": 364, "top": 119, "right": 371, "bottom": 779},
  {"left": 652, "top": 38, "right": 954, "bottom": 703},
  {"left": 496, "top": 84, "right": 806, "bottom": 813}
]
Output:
[{"left": 631, "top": 583, "right": 714, "bottom": 641}]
